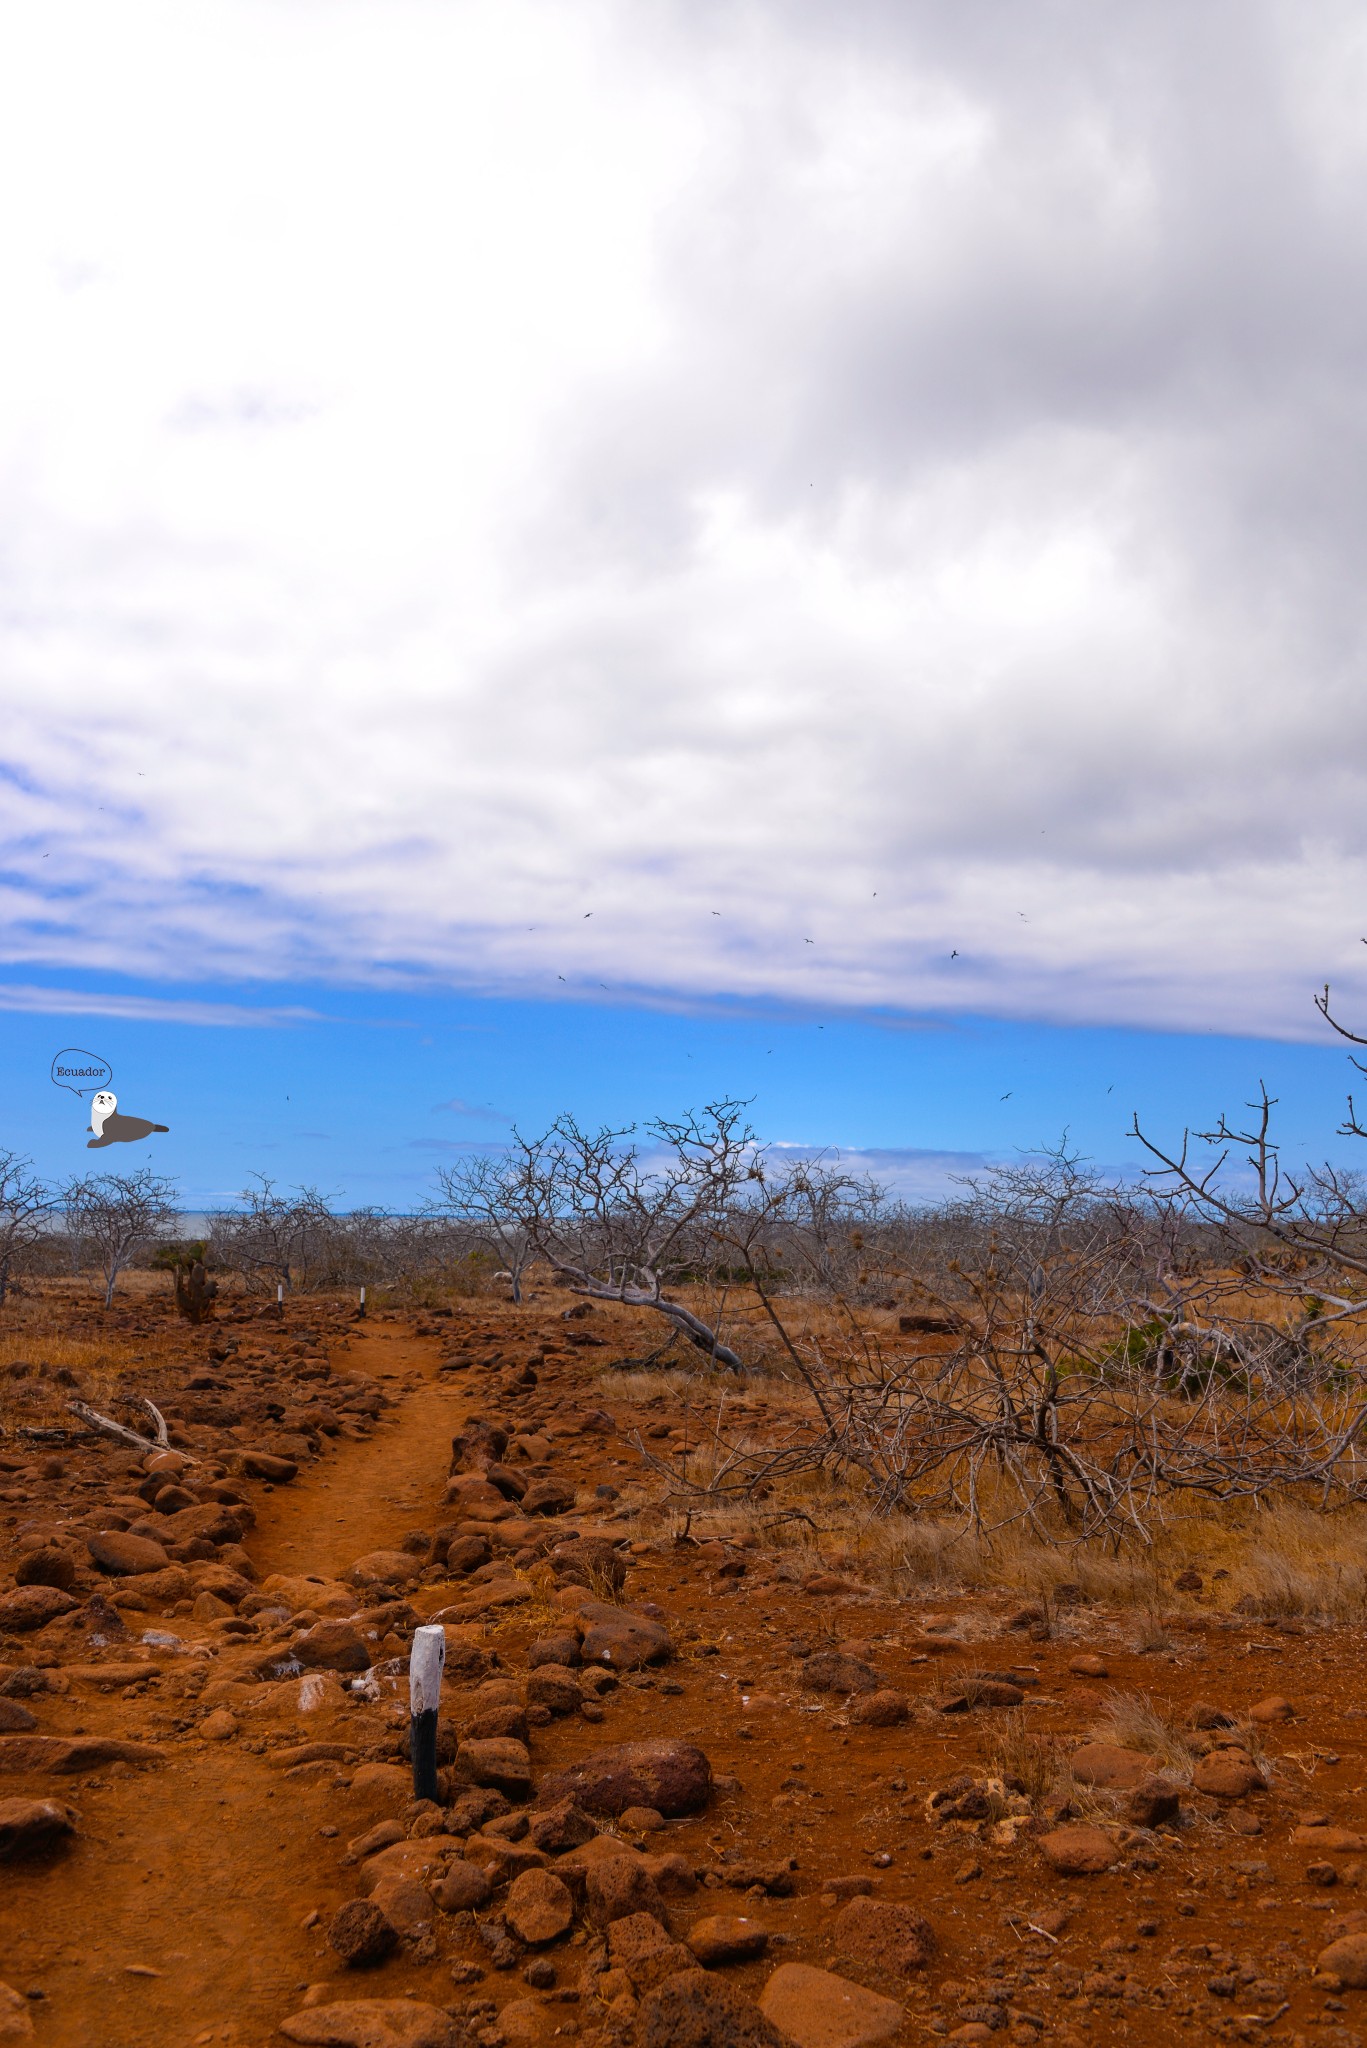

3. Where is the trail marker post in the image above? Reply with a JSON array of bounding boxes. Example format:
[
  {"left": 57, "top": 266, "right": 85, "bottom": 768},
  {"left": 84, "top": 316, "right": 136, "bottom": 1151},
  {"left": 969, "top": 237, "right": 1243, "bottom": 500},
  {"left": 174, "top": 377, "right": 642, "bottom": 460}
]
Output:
[
  {"left": 359, "top": 1285, "right": 366, "bottom": 1317},
  {"left": 409, "top": 1623, "right": 445, "bottom": 1803}
]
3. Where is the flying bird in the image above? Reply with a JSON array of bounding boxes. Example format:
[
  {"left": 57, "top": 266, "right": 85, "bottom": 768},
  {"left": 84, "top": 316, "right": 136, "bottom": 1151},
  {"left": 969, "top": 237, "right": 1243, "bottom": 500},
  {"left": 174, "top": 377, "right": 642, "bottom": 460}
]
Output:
[
  {"left": 950, "top": 949, "right": 958, "bottom": 958},
  {"left": 87, "top": 1090, "right": 168, "bottom": 1148},
  {"left": 1000, "top": 1092, "right": 1012, "bottom": 1100},
  {"left": 584, "top": 912, "right": 592, "bottom": 918},
  {"left": 804, "top": 938, "right": 814, "bottom": 944}
]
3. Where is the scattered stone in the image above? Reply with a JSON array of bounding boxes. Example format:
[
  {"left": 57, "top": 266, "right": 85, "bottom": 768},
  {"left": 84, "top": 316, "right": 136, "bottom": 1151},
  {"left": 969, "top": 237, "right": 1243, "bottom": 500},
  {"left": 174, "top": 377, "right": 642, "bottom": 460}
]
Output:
[
  {"left": 503, "top": 1867, "right": 575, "bottom": 1945},
  {"left": 367, "top": 1876, "right": 434, "bottom": 1937},
  {"left": 1038, "top": 1825, "right": 1118, "bottom": 1875},
  {"left": 0, "top": 1797, "right": 77, "bottom": 1860},
  {"left": 1249, "top": 1695, "right": 1295, "bottom": 1723},
  {"left": 0, "top": 1585, "right": 78, "bottom": 1632},
  {"left": 200, "top": 1708, "right": 237, "bottom": 1742},
  {"left": 578, "top": 1603, "right": 674, "bottom": 1671},
  {"left": 608, "top": 1911, "right": 697, "bottom": 1992},
  {"left": 1292, "top": 1826, "right": 1367, "bottom": 1853},
  {"left": 328, "top": 1899, "right": 400, "bottom": 1967},
  {"left": 520, "top": 1478, "right": 577, "bottom": 1517},
  {"left": 584, "top": 1853, "right": 668, "bottom": 1929},
  {"left": 0, "top": 1736, "right": 163, "bottom": 1775},
  {"left": 1319, "top": 1933, "right": 1367, "bottom": 1988},
  {"left": 830, "top": 1898, "right": 934, "bottom": 1979},
  {"left": 1173, "top": 1570, "right": 1203, "bottom": 1594},
  {"left": 799, "top": 1653, "right": 881, "bottom": 1696},
  {"left": 1192, "top": 1753, "right": 1265, "bottom": 1800},
  {"left": 526, "top": 1796, "right": 598, "bottom": 1854},
  {"left": 434, "top": 1860, "right": 494, "bottom": 1913},
  {"left": 1069, "top": 1743, "right": 1152, "bottom": 1792},
  {"left": 848, "top": 1690, "right": 909, "bottom": 1728},
  {"left": 1067, "top": 1655, "right": 1108, "bottom": 1678},
  {"left": 528, "top": 1632, "right": 582, "bottom": 1668},
  {"left": 536, "top": 1738, "right": 711, "bottom": 1818},
  {"left": 1126, "top": 1778, "right": 1182, "bottom": 1829},
  {"left": 455, "top": 1737, "right": 532, "bottom": 1797},
  {"left": 14, "top": 1547, "right": 77, "bottom": 1593},
  {"left": 525, "top": 1666, "right": 582, "bottom": 1716},
  {"left": 0, "top": 1702, "right": 37, "bottom": 1733},
  {"left": 85, "top": 1530, "right": 170, "bottom": 1576},
  {"left": 0, "top": 1982, "right": 33, "bottom": 2041},
  {"left": 291, "top": 1622, "right": 370, "bottom": 1671},
  {"left": 634, "top": 1969, "right": 789, "bottom": 2048},
  {"left": 687, "top": 1916, "right": 770, "bottom": 1965},
  {"left": 759, "top": 1962, "right": 904, "bottom": 2048},
  {"left": 278, "top": 2000, "right": 457, "bottom": 2047},
  {"left": 240, "top": 1452, "right": 298, "bottom": 1483},
  {"left": 1189, "top": 1703, "right": 1235, "bottom": 1730}
]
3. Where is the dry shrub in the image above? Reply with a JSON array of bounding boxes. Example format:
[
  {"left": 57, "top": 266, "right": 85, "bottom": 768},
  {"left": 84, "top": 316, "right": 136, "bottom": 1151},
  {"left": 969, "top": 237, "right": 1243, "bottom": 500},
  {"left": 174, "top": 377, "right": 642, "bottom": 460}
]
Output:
[
  {"left": 1089, "top": 1691, "right": 1194, "bottom": 1776},
  {"left": 983, "top": 1711, "right": 1063, "bottom": 1804}
]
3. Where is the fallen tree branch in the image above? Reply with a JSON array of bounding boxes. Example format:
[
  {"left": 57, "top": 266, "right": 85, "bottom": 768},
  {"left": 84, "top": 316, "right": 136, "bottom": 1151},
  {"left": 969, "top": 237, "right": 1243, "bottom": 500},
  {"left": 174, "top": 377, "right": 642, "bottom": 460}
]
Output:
[{"left": 66, "top": 1396, "right": 194, "bottom": 1463}]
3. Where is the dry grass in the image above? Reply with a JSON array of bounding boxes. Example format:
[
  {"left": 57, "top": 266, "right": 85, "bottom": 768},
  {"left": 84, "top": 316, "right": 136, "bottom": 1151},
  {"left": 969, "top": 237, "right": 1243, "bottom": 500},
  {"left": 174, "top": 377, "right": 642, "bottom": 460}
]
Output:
[
  {"left": 1088, "top": 1691, "right": 1195, "bottom": 1775},
  {"left": 983, "top": 1710, "right": 1065, "bottom": 1804}
]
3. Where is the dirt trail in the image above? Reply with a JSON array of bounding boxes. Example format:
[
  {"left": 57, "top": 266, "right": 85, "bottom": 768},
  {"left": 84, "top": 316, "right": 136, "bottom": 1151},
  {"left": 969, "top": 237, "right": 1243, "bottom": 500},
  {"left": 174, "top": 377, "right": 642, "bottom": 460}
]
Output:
[
  {"left": 249, "top": 1324, "right": 457, "bottom": 1581},
  {"left": 3, "top": 1323, "right": 466, "bottom": 2048}
]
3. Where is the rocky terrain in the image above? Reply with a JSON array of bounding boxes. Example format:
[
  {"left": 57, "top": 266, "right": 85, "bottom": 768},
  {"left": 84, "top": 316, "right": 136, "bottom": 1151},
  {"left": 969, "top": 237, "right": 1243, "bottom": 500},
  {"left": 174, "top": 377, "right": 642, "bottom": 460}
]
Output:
[{"left": 4, "top": 1289, "right": 1367, "bottom": 2048}]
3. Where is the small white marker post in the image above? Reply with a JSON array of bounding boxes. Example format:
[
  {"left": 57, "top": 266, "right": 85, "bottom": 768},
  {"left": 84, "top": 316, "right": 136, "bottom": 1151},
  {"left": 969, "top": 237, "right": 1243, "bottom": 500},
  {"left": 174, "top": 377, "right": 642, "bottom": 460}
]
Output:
[
  {"left": 359, "top": 1285, "right": 366, "bottom": 1318},
  {"left": 409, "top": 1623, "right": 445, "bottom": 1804}
]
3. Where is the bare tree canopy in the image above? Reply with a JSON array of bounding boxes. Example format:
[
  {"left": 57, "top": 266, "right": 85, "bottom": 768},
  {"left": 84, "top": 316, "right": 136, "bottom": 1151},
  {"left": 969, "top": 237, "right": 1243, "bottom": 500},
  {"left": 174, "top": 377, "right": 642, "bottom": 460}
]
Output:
[
  {"left": 0, "top": 1151, "right": 54, "bottom": 1308},
  {"left": 63, "top": 1168, "right": 179, "bottom": 1308}
]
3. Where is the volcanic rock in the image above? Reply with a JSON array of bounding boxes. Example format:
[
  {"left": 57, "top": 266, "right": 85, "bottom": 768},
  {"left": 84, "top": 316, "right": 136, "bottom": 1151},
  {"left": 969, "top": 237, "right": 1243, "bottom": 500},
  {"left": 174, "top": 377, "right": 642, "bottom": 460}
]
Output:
[
  {"left": 1192, "top": 1753, "right": 1265, "bottom": 1799},
  {"left": 830, "top": 1898, "right": 935, "bottom": 1978},
  {"left": 85, "top": 1530, "right": 169, "bottom": 1577},
  {"left": 328, "top": 1899, "right": 399, "bottom": 1967},
  {"left": 687, "top": 1915, "right": 770, "bottom": 1965},
  {"left": 434, "top": 1859, "right": 494, "bottom": 1913},
  {"left": 608, "top": 1911, "right": 696, "bottom": 1992},
  {"left": 634, "top": 1970, "right": 789, "bottom": 2048},
  {"left": 759, "top": 1962, "right": 904, "bottom": 2048},
  {"left": 14, "top": 1546, "right": 77, "bottom": 1592},
  {"left": 1069, "top": 1743, "right": 1153, "bottom": 1792},
  {"left": 799, "top": 1652, "right": 881, "bottom": 1696},
  {"left": 0, "top": 1736, "right": 164, "bottom": 1775},
  {"left": 1038, "top": 1824, "right": 1118, "bottom": 1875},
  {"left": 455, "top": 1737, "right": 532, "bottom": 1796},
  {"left": 0, "top": 1797, "right": 77, "bottom": 1860},
  {"left": 503, "top": 1867, "right": 575, "bottom": 1945},
  {"left": 0, "top": 1585, "right": 78, "bottom": 1632},
  {"left": 278, "top": 2000, "right": 458, "bottom": 2047},
  {"left": 292, "top": 1620, "right": 372, "bottom": 1672},
  {"left": 536, "top": 1738, "right": 711, "bottom": 1818}
]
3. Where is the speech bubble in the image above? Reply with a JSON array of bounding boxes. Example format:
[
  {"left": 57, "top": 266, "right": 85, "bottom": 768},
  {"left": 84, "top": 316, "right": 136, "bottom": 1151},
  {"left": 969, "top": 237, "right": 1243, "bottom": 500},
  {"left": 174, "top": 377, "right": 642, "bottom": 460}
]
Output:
[{"left": 50, "top": 1048, "right": 114, "bottom": 1099}]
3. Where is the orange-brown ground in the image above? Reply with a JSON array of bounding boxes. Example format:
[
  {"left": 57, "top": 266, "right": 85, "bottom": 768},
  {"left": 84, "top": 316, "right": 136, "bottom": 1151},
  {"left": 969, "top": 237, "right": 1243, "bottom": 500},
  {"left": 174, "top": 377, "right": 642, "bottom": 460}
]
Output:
[{"left": 2, "top": 1286, "right": 1366, "bottom": 2048}]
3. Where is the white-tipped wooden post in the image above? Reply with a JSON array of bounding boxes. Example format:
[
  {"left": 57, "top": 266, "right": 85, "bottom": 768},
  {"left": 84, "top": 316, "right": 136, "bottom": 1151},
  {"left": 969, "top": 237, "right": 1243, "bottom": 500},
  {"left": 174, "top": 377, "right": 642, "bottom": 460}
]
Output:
[
  {"left": 409, "top": 1623, "right": 445, "bottom": 1803},
  {"left": 359, "top": 1285, "right": 366, "bottom": 1317}
]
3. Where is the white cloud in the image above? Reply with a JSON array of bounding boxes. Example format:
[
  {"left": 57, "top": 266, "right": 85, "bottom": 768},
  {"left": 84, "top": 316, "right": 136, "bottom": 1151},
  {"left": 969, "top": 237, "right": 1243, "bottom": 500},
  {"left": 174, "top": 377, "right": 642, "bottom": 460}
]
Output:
[
  {"left": 4, "top": 0, "right": 1367, "bottom": 1039},
  {"left": 0, "top": 983, "right": 322, "bottom": 1027}
]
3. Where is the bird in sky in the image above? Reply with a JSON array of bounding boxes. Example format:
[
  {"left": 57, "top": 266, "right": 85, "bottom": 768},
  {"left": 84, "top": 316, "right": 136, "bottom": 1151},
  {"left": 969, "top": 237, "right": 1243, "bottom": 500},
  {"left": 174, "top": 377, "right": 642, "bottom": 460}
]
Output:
[
  {"left": 950, "top": 949, "right": 958, "bottom": 958},
  {"left": 805, "top": 938, "right": 814, "bottom": 944},
  {"left": 558, "top": 975, "right": 566, "bottom": 982},
  {"left": 712, "top": 911, "right": 721, "bottom": 916},
  {"left": 1000, "top": 1091, "right": 1012, "bottom": 1100},
  {"left": 584, "top": 912, "right": 592, "bottom": 918},
  {"left": 87, "top": 1091, "right": 169, "bottom": 1148}
]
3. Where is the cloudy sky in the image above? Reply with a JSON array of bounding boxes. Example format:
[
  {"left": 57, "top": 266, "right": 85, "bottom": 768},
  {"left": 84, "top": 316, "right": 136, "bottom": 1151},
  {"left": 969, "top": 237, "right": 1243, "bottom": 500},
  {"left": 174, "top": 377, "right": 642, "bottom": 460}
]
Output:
[{"left": 5, "top": 0, "right": 1367, "bottom": 1198}]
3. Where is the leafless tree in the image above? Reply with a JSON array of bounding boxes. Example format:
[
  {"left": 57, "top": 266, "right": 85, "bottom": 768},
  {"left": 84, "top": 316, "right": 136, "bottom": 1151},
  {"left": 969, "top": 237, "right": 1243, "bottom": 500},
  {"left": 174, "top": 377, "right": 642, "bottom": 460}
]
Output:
[
  {"left": 208, "top": 1175, "right": 338, "bottom": 1293},
  {"left": 429, "top": 1154, "right": 534, "bottom": 1302},
  {"left": 63, "top": 1169, "right": 179, "bottom": 1308},
  {"left": 0, "top": 1151, "right": 54, "bottom": 1308}
]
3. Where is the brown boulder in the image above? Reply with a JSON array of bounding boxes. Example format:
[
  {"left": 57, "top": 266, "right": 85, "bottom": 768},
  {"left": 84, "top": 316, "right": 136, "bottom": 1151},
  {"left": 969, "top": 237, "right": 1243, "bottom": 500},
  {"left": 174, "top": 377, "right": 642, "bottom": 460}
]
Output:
[
  {"left": 0, "top": 1585, "right": 78, "bottom": 1633},
  {"left": 14, "top": 1547, "right": 77, "bottom": 1593},
  {"left": 0, "top": 1981, "right": 33, "bottom": 2041},
  {"left": 434, "top": 1859, "right": 494, "bottom": 1913},
  {"left": 0, "top": 1797, "right": 77, "bottom": 1860},
  {"left": 1319, "top": 1933, "right": 1367, "bottom": 1989},
  {"left": 759, "top": 1962, "right": 904, "bottom": 2048},
  {"left": 551, "top": 1537, "right": 628, "bottom": 1592},
  {"left": 521, "top": 1478, "right": 577, "bottom": 1517},
  {"left": 634, "top": 1970, "right": 789, "bottom": 2048},
  {"left": 278, "top": 2000, "right": 457, "bottom": 2047},
  {"left": 526, "top": 1666, "right": 583, "bottom": 1716},
  {"left": 1292, "top": 1826, "right": 1367, "bottom": 1853},
  {"left": 1192, "top": 1753, "right": 1265, "bottom": 1799},
  {"left": 86, "top": 1529, "right": 169, "bottom": 1577},
  {"left": 848, "top": 1690, "right": 909, "bottom": 1728},
  {"left": 830, "top": 1897, "right": 934, "bottom": 1979},
  {"left": 455, "top": 1736, "right": 532, "bottom": 1796},
  {"left": 347, "top": 1550, "right": 417, "bottom": 1588},
  {"left": 240, "top": 1451, "right": 298, "bottom": 1482},
  {"left": 1038, "top": 1824, "right": 1117, "bottom": 1875},
  {"left": 579, "top": 1603, "right": 674, "bottom": 1671},
  {"left": 293, "top": 1620, "right": 372, "bottom": 1673},
  {"left": 585, "top": 1853, "right": 668, "bottom": 1929},
  {"left": 1249, "top": 1695, "right": 1295, "bottom": 1723},
  {"left": 687, "top": 1915, "right": 770, "bottom": 1965},
  {"left": 527, "top": 1796, "right": 598, "bottom": 1853},
  {"left": 328, "top": 1898, "right": 399, "bottom": 1966},
  {"left": 367, "top": 1876, "right": 434, "bottom": 1937},
  {"left": 0, "top": 1735, "right": 163, "bottom": 1775},
  {"left": 608, "top": 1911, "right": 696, "bottom": 1992},
  {"left": 536, "top": 1738, "right": 711, "bottom": 1818},
  {"left": 0, "top": 1702, "right": 37, "bottom": 1733},
  {"left": 504, "top": 1867, "right": 575, "bottom": 1945},
  {"left": 799, "top": 1652, "right": 881, "bottom": 1696},
  {"left": 1069, "top": 1742, "right": 1152, "bottom": 1792},
  {"left": 1126, "top": 1778, "right": 1183, "bottom": 1829}
]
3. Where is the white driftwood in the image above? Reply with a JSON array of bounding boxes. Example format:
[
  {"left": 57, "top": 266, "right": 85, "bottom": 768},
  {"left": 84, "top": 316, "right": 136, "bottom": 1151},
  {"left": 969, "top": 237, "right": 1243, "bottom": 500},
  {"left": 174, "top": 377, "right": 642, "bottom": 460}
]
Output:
[
  {"left": 409, "top": 1624, "right": 445, "bottom": 1718},
  {"left": 66, "top": 1396, "right": 197, "bottom": 1464}
]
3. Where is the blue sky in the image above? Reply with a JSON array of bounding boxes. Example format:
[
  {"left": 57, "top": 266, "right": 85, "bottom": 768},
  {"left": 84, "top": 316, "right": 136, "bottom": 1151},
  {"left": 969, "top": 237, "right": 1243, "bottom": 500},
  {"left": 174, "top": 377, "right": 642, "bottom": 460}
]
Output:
[
  {"left": 6, "top": 3, "right": 1367, "bottom": 1210},
  {"left": 4, "top": 969, "right": 1363, "bottom": 1209}
]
